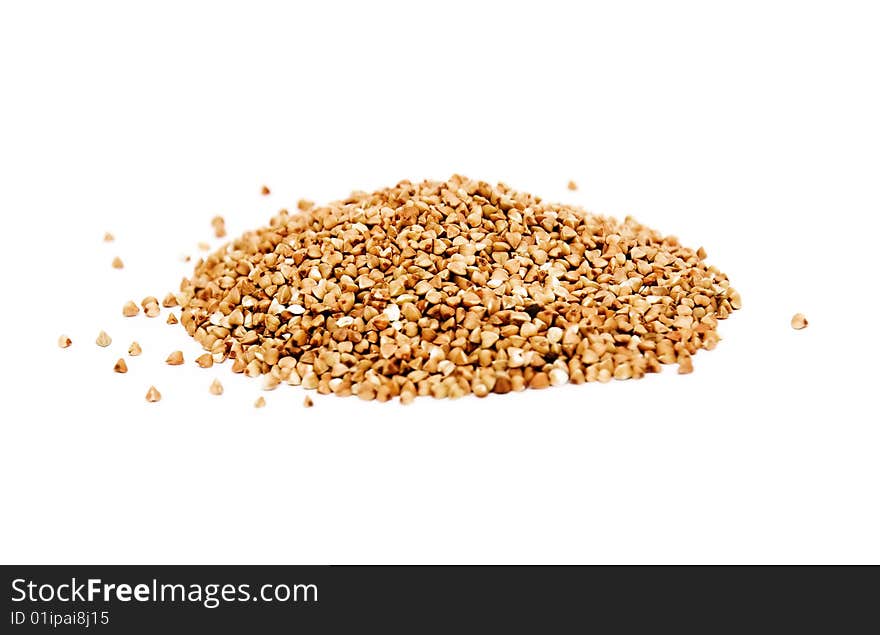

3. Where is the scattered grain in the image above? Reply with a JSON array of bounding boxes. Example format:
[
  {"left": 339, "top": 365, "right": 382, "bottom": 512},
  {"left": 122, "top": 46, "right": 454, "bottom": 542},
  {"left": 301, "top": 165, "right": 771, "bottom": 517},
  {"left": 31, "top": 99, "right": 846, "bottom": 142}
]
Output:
[
  {"left": 303, "top": 395, "right": 314, "bottom": 408},
  {"left": 261, "top": 185, "right": 271, "bottom": 196},
  {"left": 128, "top": 341, "right": 142, "bottom": 356},
  {"left": 791, "top": 313, "right": 808, "bottom": 330},
  {"left": 195, "top": 353, "right": 213, "bottom": 368},
  {"left": 209, "top": 379, "right": 223, "bottom": 395},
  {"left": 166, "top": 351, "right": 184, "bottom": 365},
  {"left": 142, "top": 296, "right": 161, "bottom": 318},
  {"left": 145, "top": 386, "right": 161, "bottom": 402},
  {"left": 113, "top": 358, "right": 128, "bottom": 374},
  {"left": 96, "top": 331, "right": 112, "bottom": 347},
  {"left": 58, "top": 335, "right": 72, "bottom": 349},
  {"left": 567, "top": 180, "right": 578, "bottom": 191},
  {"left": 254, "top": 396, "right": 266, "bottom": 408},
  {"left": 166, "top": 313, "right": 178, "bottom": 325},
  {"left": 122, "top": 301, "right": 139, "bottom": 317},
  {"left": 103, "top": 232, "right": 114, "bottom": 242},
  {"left": 111, "top": 257, "right": 124, "bottom": 269},
  {"left": 211, "top": 215, "right": 226, "bottom": 238}
]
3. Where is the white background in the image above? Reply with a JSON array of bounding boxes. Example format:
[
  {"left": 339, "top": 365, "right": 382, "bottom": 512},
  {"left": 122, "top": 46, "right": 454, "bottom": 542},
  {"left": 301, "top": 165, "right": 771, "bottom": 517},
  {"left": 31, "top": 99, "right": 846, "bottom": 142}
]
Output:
[{"left": 1, "top": 1, "right": 878, "bottom": 564}]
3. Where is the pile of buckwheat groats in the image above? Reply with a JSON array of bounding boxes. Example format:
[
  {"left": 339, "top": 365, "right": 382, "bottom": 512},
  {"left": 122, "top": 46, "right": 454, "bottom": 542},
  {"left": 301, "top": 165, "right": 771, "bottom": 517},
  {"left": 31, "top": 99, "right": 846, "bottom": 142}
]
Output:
[
  {"left": 163, "top": 175, "right": 742, "bottom": 404},
  {"left": 59, "top": 176, "right": 757, "bottom": 405}
]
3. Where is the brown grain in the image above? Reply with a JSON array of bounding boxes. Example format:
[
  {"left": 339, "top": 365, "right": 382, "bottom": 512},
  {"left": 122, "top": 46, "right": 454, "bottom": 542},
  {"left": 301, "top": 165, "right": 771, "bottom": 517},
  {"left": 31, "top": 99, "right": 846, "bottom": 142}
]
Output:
[
  {"left": 145, "top": 386, "right": 161, "bottom": 402},
  {"left": 211, "top": 215, "right": 227, "bottom": 239},
  {"left": 195, "top": 353, "right": 213, "bottom": 368},
  {"left": 174, "top": 176, "right": 740, "bottom": 401}
]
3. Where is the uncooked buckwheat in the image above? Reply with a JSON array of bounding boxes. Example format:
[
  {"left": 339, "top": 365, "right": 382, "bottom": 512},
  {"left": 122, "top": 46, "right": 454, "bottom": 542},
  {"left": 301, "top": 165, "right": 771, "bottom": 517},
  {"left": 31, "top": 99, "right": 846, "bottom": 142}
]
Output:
[{"left": 175, "top": 176, "right": 740, "bottom": 402}]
